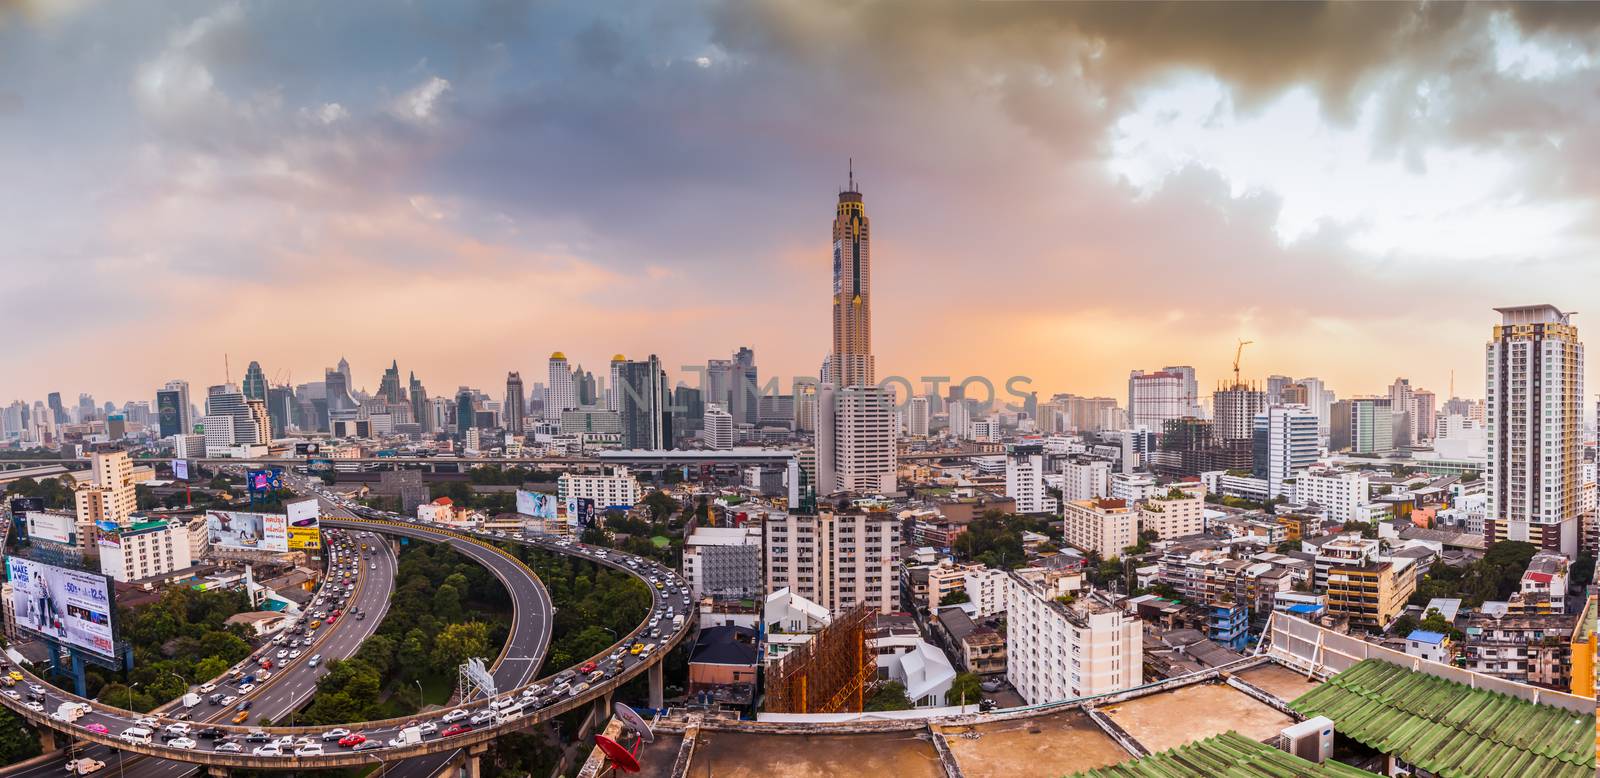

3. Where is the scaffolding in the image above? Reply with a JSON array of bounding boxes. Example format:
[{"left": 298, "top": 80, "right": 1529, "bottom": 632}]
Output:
[{"left": 763, "top": 606, "right": 876, "bottom": 714}]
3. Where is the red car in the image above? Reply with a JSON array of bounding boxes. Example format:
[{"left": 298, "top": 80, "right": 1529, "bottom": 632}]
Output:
[
  {"left": 576, "top": 661, "right": 597, "bottom": 675},
  {"left": 441, "top": 724, "right": 472, "bottom": 737},
  {"left": 85, "top": 723, "right": 108, "bottom": 734},
  {"left": 338, "top": 733, "right": 366, "bottom": 747},
  {"left": 328, "top": 615, "right": 339, "bottom": 624}
]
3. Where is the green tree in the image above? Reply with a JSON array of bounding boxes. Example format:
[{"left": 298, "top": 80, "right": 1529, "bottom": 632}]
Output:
[
  {"left": 194, "top": 656, "right": 229, "bottom": 682},
  {"left": 946, "top": 672, "right": 982, "bottom": 706},
  {"left": 864, "top": 681, "right": 914, "bottom": 711},
  {"left": 430, "top": 621, "right": 491, "bottom": 672},
  {"left": 939, "top": 590, "right": 970, "bottom": 607},
  {"left": 0, "top": 708, "right": 40, "bottom": 762}
]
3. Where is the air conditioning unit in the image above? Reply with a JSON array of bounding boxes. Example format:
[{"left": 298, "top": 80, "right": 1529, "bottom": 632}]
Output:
[{"left": 1279, "top": 716, "right": 1335, "bottom": 764}]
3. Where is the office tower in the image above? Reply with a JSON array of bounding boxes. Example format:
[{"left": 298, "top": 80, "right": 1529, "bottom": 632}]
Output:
[
  {"left": 245, "top": 399, "right": 270, "bottom": 444},
  {"left": 731, "top": 346, "right": 759, "bottom": 425},
  {"left": 1329, "top": 397, "right": 1394, "bottom": 454},
  {"left": 324, "top": 367, "right": 357, "bottom": 413},
  {"left": 1265, "top": 375, "right": 1293, "bottom": 405},
  {"left": 266, "top": 386, "right": 294, "bottom": 438},
  {"left": 1413, "top": 389, "right": 1436, "bottom": 443},
  {"left": 816, "top": 384, "right": 896, "bottom": 495},
  {"left": 1252, "top": 405, "right": 1318, "bottom": 499},
  {"left": 47, "top": 392, "right": 67, "bottom": 424},
  {"left": 546, "top": 352, "right": 575, "bottom": 420},
  {"left": 504, "top": 372, "right": 525, "bottom": 434},
  {"left": 703, "top": 404, "right": 734, "bottom": 450},
  {"left": 409, "top": 373, "right": 430, "bottom": 433},
  {"left": 574, "top": 366, "right": 597, "bottom": 407},
  {"left": 706, "top": 359, "right": 733, "bottom": 410},
  {"left": 337, "top": 356, "right": 352, "bottom": 387},
  {"left": 1127, "top": 369, "right": 1195, "bottom": 430},
  {"left": 1486, "top": 305, "right": 1583, "bottom": 555},
  {"left": 905, "top": 395, "right": 930, "bottom": 436},
  {"left": 617, "top": 355, "right": 667, "bottom": 449},
  {"left": 758, "top": 394, "right": 795, "bottom": 429},
  {"left": 378, "top": 360, "right": 405, "bottom": 404},
  {"left": 1389, "top": 377, "right": 1417, "bottom": 447},
  {"left": 672, "top": 385, "right": 705, "bottom": 441},
  {"left": 1212, "top": 383, "right": 1266, "bottom": 442},
  {"left": 607, "top": 355, "right": 627, "bottom": 411},
  {"left": 204, "top": 385, "right": 253, "bottom": 445},
  {"left": 455, "top": 388, "right": 475, "bottom": 437},
  {"left": 77, "top": 394, "right": 96, "bottom": 423},
  {"left": 242, "top": 361, "right": 267, "bottom": 401},
  {"left": 794, "top": 384, "right": 818, "bottom": 433},
  {"left": 829, "top": 165, "right": 875, "bottom": 387}
]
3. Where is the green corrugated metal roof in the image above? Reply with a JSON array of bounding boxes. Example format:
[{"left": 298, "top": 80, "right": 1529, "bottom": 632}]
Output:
[
  {"left": 1290, "top": 659, "right": 1596, "bottom": 778},
  {"left": 1065, "top": 731, "right": 1372, "bottom": 777}
]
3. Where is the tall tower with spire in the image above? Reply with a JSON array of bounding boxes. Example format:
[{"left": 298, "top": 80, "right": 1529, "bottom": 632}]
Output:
[{"left": 830, "top": 160, "right": 874, "bottom": 388}]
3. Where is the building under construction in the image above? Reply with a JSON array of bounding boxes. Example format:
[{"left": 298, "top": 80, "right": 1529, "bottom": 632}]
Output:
[{"left": 764, "top": 606, "right": 876, "bottom": 714}]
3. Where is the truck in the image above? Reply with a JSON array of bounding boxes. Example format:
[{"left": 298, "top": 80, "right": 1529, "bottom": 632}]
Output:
[
  {"left": 672, "top": 614, "right": 685, "bottom": 630},
  {"left": 385, "top": 726, "right": 423, "bottom": 748},
  {"left": 181, "top": 693, "right": 202, "bottom": 710},
  {"left": 51, "top": 702, "right": 89, "bottom": 723},
  {"left": 64, "top": 758, "right": 105, "bottom": 775}
]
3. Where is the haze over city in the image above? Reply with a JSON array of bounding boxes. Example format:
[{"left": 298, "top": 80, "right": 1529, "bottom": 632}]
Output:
[{"left": 7, "top": 1, "right": 1600, "bottom": 402}]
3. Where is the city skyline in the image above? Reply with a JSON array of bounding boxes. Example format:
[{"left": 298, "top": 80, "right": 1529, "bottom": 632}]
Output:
[{"left": 6, "top": 3, "right": 1600, "bottom": 403}]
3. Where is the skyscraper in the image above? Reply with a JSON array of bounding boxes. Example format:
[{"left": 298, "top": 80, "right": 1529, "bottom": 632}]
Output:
[
  {"left": 455, "top": 388, "right": 476, "bottom": 438},
  {"left": 409, "top": 372, "right": 430, "bottom": 433},
  {"left": 706, "top": 359, "right": 733, "bottom": 411},
  {"left": 829, "top": 164, "right": 874, "bottom": 387},
  {"left": 205, "top": 384, "right": 257, "bottom": 445},
  {"left": 337, "top": 356, "right": 352, "bottom": 387},
  {"left": 157, "top": 380, "right": 191, "bottom": 437},
  {"left": 731, "top": 346, "right": 759, "bottom": 425},
  {"left": 242, "top": 361, "right": 268, "bottom": 401},
  {"left": 1388, "top": 377, "right": 1416, "bottom": 447},
  {"left": 817, "top": 384, "right": 897, "bottom": 495},
  {"left": 1486, "top": 305, "right": 1583, "bottom": 555},
  {"left": 1212, "top": 383, "right": 1266, "bottom": 442},
  {"left": 325, "top": 367, "right": 357, "bottom": 413},
  {"left": 607, "top": 355, "right": 627, "bottom": 411},
  {"left": 703, "top": 404, "right": 734, "bottom": 450},
  {"left": 505, "top": 372, "right": 526, "bottom": 434},
  {"left": 617, "top": 355, "right": 667, "bottom": 449},
  {"left": 47, "top": 392, "right": 66, "bottom": 424},
  {"left": 1252, "top": 405, "right": 1318, "bottom": 499},
  {"left": 546, "top": 352, "right": 575, "bottom": 420},
  {"left": 378, "top": 360, "right": 406, "bottom": 404},
  {"left": 1128, "top": 368, "right": 1194, "bottom": 430}
]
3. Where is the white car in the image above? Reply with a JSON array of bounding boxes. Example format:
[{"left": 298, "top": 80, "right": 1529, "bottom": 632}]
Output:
[
  {"left": 198, "top": 683, "right": 217, "bottom": 693},
  {"left": 320, "top": 728, "right": 350, "bottom": 741},
  {"left": 164, "top": 723, "right": 190, "bottom": 735},
  {"left": 221, "top": 696, "right": 237, "bottom": 706},
  {"left": 25, "top": 701, "right": 43, "bottom": 712},
  {"left": 469, "top": 710, "right": 494, "bottom": 725},
  {"left": 135, "top": 717, "right": 158, "bottom": 728},
  {"left": 416, "top": 721, "right": 438, "bottom": 735},
  {"left": 237, "top": 683, "right": 255, "bottom": 694},
  {"left": 440, "top": 709, "right": 469, "bottom": 723},
  {"left": 251, "top": 744, "right": 281, "bottom": 756},
  {"left": 168, "top": 737, "right": 197, "bottom": 750},
  {"left": 276, "top": 650, "right": 288, "bottom": 660},
  {"left": 213, "top": 741, "right": 242, "bottom": 752},
  {"left": 289, "top": 650, "right": 302, "bottom": 659},
  {"left": 295, "top": 743, "right": 324, "bottom": 757}
]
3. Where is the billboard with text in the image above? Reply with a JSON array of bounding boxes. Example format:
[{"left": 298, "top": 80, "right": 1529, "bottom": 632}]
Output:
[
  {"left": 206, "top": 510, "right": 288, "bottom": 552},
  {"left": 284, "top": 498, "right": 322, "bottom": 551},
  {"left": 566, "top": 497, "right": 596, "bottom": 527},
  {"left": 24, "top": 512, "right": 75, "bottom": 546},
  {"left": 516, "top": 490, "right": 558, "bottom": 519},
  {"left": 5, "top": 557, "right": 116, "bottom": 658}
]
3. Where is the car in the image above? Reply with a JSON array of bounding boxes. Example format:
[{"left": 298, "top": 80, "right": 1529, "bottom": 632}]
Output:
[
  {"left": 135, "top": 717, "right": 158, "bottom": 728},
  {"left": 274, "top": 734, "right": 296, "bottom": 747},
  {"left": 577, "top": 661, "right": 598, "bottom": 675},
  {"left": 351, "top": 739, "right": 383, "bottom": 752},
  {"left": 25, "top": 701, "right": 43, "bottom": 712},
  {"left": 84, "top": 723, "right": 108, "bottom": 734},
  {"left": 630, "top": 643, "right": 644, "bottom": 655},
  {"left": 338, "top": 733, "right": 366, "bottom": 747},
  {"left": 440, "top": 709, "right": 469, "bottom": 723},
  {"left": 469, "top": 710, "right": 494, "bottom": 725},
  {"left": 8, "top": 671, "right": 21, "bottom": 682},
  {"left": 164, "top": 723, "right": 190, "bottom": 735},
  {"left": 250, "top": 744, "right": 281, "bottom": 757},
  {"left": 169, "top": 737, "right": 197, "bottom": 750},
  {"left": 221, "top": 695, "right": 237, "bottom": 706},
  {"left": 294, "top": 743, "right": 324, "bottom": 756},
  {"left": 356, "top": 612, "right": 365, "bottom": 620},
  {"left": 231, "top": 711, "right": 249, "bottom": 724},
  {"left": 320, "top": 728, "right": 350, "bottom": 741},
  {"left": 197, "top": 727, "right": 224, "bottom": 739},
  {"left": 441, "top": 724, "right": 472, "bottom": 737},
  {"left": 289, "top": 650, "right": 302, "bottom": 659},
  {"left": 416, "top": 721, "right": 439, "bottom": 735},
  {"left": 213, "top": 741, "right": 242, "bottom": 753},
  {"left": 237, "top": 683, "right": 255, "bottom": 693},
  {"left": 27, "top": 683, "right": 44, "bottom": 694},
  {"left": 238, "top": 700, "right": 253, "bottom": 711},
  {"left": 198, "top": 682, "right": 217, "bottom": 693},
  {"left": 1, "top": 690, "right": 17, "bottom": 700},
  {"left": 276, "top": 650, "right": 288, "bottom": 660},
  {"left": 243, "top": 730, "right": 270, "bottom": 743},
  {"left": 308, "top": 655, "right": 322, "bottom": 667},
  {"left": 258, "top": 671, "right": 272, "bottom": 681}
]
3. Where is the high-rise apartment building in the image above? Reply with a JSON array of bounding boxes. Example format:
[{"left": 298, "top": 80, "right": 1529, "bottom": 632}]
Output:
[
  {"left": 1062, "top": 498, "right": 1138, "bottom": 560},
  {"left": 1005, "top": 570, "right": 1142, "bottom": 703},
  {"left": 73, "top": 450, "right": 138, "bottom": 542},
  {"left": 1127, "top": 368, "right": 1200, "bottom": 430},
  {"left": 1005, "top": 445, "right": 1058, "bottom": 514},
  {"left": 829, "top": 166, "right": 874, "bottom": 387},
  {"left": 1212, "top": 383, "right": 1266, "bottom": 442},
  {"left": 1330, "top": 397, "right": 1394, "bottom": 454},
  {"left": 1252, "top": 405, "right": 1318, "bottom": 499},
  {"left": 702, "top": 404, "right": 734, "bottom": 450},
  {"left": 1486, "top": 305, "right": 1584, "bottom": 555},
  {"left": 816, "top": 384, "right": 897, "bottom": 495},
  {"left": 1389, "top": 377, "right": 1417, "bottom": 447},
  {"left": 546, "top": 352, "right": 575, "bottom": 420},
  {"left": 904, "top": 395, "right": 930, "bottom": 437},
  {"left": 504, "top": 372, "right": 525, "bottom": 434},
  {"left": 763, "top": 509, "right": 901, "bottom": 614}
]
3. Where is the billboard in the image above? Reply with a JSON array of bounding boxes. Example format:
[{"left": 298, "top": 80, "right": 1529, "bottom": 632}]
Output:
[
  {"left": 566, "top": 497, "right": 596, "bottom": 527},
  {"left": 284, "top": 499, "right": 322, "bottom": 551},
  {"left": 516, "top": 490, "right": 558, "bottom": 519},
  {"left": 206, "top": 510, "right": 288, "bottom": 552},
  {"left": 171, "top": 459, "right": 189, "bottom": 481},
  {"left": 294, "top": 442, "right": 321, "bottom": 456},
  {"left": 9, "top": 498, "right": 45, "bottom": 539},
  {"left": 246, "top": 469, "right": 284, "bottom": 495},
  {"left": 24, "top": 512, "right": 75, "bottom": 546},
  {"left": 307, "top": 458, "right": 334, "bottom": 474},
  {"left": 156, "top": 390, "right": 183, "bottom": 438},
  {"left": 5, "top": 557, "right": 116, "bottom": 658}
]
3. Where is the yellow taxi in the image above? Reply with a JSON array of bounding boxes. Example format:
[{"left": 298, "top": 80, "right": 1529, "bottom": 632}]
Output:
[
  {"left": 231, "top": 711, "right": 249, "bottom": 724},
  {"left": 7, "top": 671, "right": 20, "bottom": 682},
  {"left": 629, "top": 643, "right": 645, "bottom": 656}
]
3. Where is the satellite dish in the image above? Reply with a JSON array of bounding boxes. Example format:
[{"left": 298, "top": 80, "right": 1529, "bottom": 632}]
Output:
[
  {"left": 594, "top": 735, "right": 641, "bottom": 774},
  {"left": 613, "top": 702, "right": 654, "bottom": 743}
]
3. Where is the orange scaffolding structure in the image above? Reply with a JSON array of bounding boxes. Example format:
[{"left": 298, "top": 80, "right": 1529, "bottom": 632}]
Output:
[{"left": 764, "top": 606, "right": 877, "bottom": 714}]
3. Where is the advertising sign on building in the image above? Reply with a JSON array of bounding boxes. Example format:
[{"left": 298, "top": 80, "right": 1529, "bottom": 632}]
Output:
[
  {"left": 516, "top": 490, "right": 559, "bottom": 519},
  {"left": 246, "top": 469, "right": 284, "bottom": 495},
  {"left": 284, "top": 498, "right": 322, "bottom": 550},
  {"left": 566, "top": 497, "right": 596, "bottom": 527},
  {"left": 24, "top": 511, "right": 75, "bottom": 546},
  {"left": 171, "top": 459, "right": 189, "bottom": 481},
  {"left": 5, "top": 557, "right": 117, "bottom": 658},
  {"left": 205, "top": 510, "right": 289, "bottom": 552}
]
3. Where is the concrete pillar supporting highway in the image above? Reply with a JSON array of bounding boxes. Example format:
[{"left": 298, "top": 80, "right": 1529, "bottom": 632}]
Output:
[
  {"left": 648, "top": 661, "right": 665, "bottom": 710},
  {"left": 206, "top": 766, "right": 230, "bottom": 778},
  {"left": 465, "top": 743, "right": 490, "bottom": 778}
]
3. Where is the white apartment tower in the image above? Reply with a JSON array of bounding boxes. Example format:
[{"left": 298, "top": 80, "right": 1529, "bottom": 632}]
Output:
[
  {"left": 1005, "top": 571, "right": 1142, "bottom": 704},
  {"left": 1127, "top": 367, "right": 1200, "bottom": 429},
  {"left": 905, "top": 395, "right": 930, "bottom": 437},
  {"left": 1486, "top": 305, "right": 1583, "bottom": 555},
  {"left": 1253, "top": 405, "right": 1319, "bottom": 499},
  {"left": 816, "top": 384, "right": 897, "bottom": 496},
  {"left": 546, "top": 352, "right": 575, "bottom": 420},
  {"left": 702, "top": 404, "right": 734, "bottom": 450},
  {"left": 1006, "top": 447, "right": 1059, "bottom": 514},
  {"left": 764, "top": 509, "right": 901, "bottom": 614}
]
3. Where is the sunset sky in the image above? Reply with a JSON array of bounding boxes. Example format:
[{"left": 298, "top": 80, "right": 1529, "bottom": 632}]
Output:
[{"left": 4, "top": 1, "right": 1600, "bottom": 406}]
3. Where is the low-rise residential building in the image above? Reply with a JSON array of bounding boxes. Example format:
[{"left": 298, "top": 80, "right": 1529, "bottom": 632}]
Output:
[
  {"left": 556, "top": 466, "right": 643, "bottom": 511},
  {"left": 1137, "top": 485, "right": 1206, "bottom": 539},
  {"left": 1311, "top": 533, "right": 1381, "bottom": 589},
  {"left": 1062, "top": 498, "right": 1137, "bottom": 560},
  {"left": 1109, "top": 473, "right": 1158, "bottom": 503},
  {"left": 1004, "top": 569, "right": 1141, "bottom": 704},
  {"left": 98, "top": 519, "right": 192, "bottom": 582},
  {"left": 1461, "top": 613, "right": 1576, "bottom": 690},
  {"left": 1517, "top": 552, "right": 1571, "bottom": 615},
  {"left": 1325, "top": 558, "right": 1415, "bottom": 631},
  {"left": 1404, "top": 630, "right": 1452, "bottom": 664},
  {"left": 933, "top": 606, "right": 1006, "bottom": 677}
]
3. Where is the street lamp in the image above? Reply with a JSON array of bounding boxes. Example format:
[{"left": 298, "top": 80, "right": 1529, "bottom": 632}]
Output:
[{"left": 415, "top": 679, "right": 424, "bottom": 709}]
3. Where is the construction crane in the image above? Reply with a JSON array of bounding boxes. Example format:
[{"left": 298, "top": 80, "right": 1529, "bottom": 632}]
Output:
[{"left": 1232, "top": 339, "right": 1253, "bottom": 388}]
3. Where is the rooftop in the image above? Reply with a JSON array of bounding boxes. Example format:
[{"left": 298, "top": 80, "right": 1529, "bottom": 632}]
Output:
[{"left": 1066, "top": 731, "right": 1371, "bottom": 778}]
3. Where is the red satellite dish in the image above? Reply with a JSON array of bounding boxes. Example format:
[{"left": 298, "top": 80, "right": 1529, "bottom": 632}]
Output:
[
  {"left": 594, "top": 734, "right": 641, "bottom": 774},
  {"left": 613, "top": 702, "right": 655, "bottom": 743}
]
